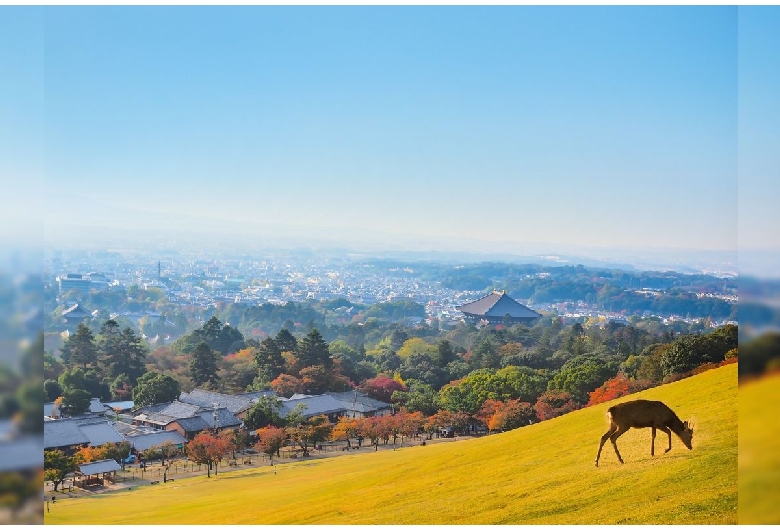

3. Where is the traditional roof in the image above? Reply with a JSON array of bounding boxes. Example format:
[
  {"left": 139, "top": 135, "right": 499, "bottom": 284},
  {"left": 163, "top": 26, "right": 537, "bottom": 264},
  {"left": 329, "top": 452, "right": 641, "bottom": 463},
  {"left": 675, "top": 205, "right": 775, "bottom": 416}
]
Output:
[
  {"left": 279, "top": 394, "right": 348, "bottom": 419},
  {"left": 179, "top": 388, "right": 257, "bottom": 415},
  {"left": 43, "top": 419, "right": 126, "bottom": 449},
  {"left": 456, "top": 291, "right": 541, "bottom": 320},
  {"left": 173, "top": 416, "right": 210, "bottom": 433},
  {"left": 77, "top": 459, "right": 122, "bottom": 476},
  {"left": 125, "top": 430, "right": 188, "bottom": 452},
  {"left": 325, "top": 391, "right": 392, "bottom": 414},
  {"left": 0, "top": 436, "right": 44, "bottom": 472},
  {"left": 62, "top": 303, "right": 90, "bottom": 318}
]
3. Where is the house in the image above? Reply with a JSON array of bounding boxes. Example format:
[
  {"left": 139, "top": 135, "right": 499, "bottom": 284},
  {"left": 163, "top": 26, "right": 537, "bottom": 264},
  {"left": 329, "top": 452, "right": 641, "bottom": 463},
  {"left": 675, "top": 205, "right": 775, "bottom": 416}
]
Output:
[
  {"left": 179, "top": 388, "right": 274, "bottom": 420},
  {"left": 132, "top": 400, "right": 241, "bottom": 440},
  {"left": 279, "top": 394, "right": 350, "bottom": 423},
  {"left": 124, "top": 430, "right": 188, "bottom": 455},
  {"left": 43, "top": 418, "right": 126, "bottom": 452},
  {"left": 325, "top": 391, "right": 393, "bottom": 418}
]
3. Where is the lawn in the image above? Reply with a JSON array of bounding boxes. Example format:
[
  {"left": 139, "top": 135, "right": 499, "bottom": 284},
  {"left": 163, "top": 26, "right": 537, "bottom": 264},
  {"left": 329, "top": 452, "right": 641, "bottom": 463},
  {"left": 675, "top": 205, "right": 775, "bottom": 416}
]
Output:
[{"left": 45, "top": 363, "right": 737, "bottom": 525}]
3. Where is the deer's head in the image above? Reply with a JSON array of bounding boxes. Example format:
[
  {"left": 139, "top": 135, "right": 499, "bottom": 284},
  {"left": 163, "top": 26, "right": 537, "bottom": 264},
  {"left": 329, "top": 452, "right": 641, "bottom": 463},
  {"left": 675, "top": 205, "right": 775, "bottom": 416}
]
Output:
[{"left": 681, "top": 420, "right": 694, "bottom": 450}]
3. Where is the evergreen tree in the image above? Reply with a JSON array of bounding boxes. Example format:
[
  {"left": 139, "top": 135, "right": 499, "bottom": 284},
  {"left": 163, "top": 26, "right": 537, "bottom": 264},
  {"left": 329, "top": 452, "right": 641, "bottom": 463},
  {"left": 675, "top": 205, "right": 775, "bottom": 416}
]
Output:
[
  {"left": 295, "top": 328, "right": 331, "bottom": 368},
  {"left": 132, "top": 371, "right": 181, "bottom": 407},
  {"left": 253, "top": 337, "right": 286, "bottom": 382},
  {"left": 190, "top": 341, "right": 220, "bottom": 387},
  {"left": 438, "top": 340, "right": 457, "bottom": 366},
  {"left": 61, "top": 322, "right": 98, "bottom": 369},
  {"left": 99, "top": 320, "right": 147, "bottom": 384},
  {"left": 274, "top": 328, "right": 298, "bottom": 353}
]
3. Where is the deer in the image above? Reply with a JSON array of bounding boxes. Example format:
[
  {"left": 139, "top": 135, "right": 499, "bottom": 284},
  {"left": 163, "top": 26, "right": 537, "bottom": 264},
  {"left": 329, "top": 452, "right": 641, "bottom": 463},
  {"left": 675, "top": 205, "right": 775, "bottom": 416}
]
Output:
[{"left": 595, "top": 399, "right": 693, "bottom": 467}]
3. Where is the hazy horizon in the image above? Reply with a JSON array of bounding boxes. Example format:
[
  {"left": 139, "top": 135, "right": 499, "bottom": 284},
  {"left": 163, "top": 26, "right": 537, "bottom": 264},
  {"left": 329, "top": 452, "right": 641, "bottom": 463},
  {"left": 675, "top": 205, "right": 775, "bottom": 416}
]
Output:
[{"left": 2, "top": 7, "right": 778, "bottom": 278}]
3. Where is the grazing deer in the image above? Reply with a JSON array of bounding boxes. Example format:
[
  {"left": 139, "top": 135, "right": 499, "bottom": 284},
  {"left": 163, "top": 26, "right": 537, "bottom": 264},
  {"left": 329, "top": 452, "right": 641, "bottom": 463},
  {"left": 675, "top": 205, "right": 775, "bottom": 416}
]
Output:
[{"left": 595, "top": 399, "right": 693, "bottom": 467}]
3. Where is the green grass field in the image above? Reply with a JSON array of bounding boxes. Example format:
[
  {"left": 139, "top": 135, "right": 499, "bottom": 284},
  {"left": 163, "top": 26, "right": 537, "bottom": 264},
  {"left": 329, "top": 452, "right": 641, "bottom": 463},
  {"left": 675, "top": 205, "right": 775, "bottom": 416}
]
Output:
[{"left": 45, "top": 364, "right": 737, "bottom": 525}]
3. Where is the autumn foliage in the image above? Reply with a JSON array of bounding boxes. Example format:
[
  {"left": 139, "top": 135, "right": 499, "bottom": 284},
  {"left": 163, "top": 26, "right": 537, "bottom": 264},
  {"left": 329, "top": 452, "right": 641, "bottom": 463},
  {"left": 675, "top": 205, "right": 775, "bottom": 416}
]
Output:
[
  {"left": 534, "top": 391, "right": 578, "bottom": 421},
  {"left": 359, "top": 375, "right": 407, "bottom": 403}
]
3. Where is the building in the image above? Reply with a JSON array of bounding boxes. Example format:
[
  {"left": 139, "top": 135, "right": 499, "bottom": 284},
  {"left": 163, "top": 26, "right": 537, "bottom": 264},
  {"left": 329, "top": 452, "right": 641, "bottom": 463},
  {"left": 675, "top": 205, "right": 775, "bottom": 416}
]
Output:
[
  {"left": 61, "top": 303, "right": 91, "bottom": 326},
  {"left": 132, "top": 401, "right": 241, "bottom": 439},
  {"left": 456, "top": 291, "right": 541, "bottom": 325}
]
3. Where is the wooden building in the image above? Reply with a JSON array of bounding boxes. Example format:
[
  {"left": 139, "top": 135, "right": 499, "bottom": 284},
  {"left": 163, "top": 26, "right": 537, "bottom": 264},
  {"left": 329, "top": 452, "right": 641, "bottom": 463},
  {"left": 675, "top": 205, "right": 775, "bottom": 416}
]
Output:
[{"left": 456, "top": 291, "right": 541, "bottom": 325}]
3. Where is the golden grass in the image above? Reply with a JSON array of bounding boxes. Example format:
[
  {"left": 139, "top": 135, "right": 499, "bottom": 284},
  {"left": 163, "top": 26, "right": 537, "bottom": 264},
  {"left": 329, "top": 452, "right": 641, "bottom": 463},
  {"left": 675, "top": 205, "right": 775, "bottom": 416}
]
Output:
[
  {"left": 738, "top": 371, "right": 780, "bottom": 524},
  {"left": 45, "top": 364, "right": 737, "bottom": 525}
]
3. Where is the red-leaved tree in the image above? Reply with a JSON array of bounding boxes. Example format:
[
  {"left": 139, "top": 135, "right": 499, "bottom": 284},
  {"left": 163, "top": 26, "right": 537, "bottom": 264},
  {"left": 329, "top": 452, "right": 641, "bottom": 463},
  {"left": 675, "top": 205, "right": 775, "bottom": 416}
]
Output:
[
  {"left": 487, "top": 399, "right": 535, "bottom": 432},
  {"left": 359, "top": 375, "right": 407, "bottom": 403},
  {"left": 586, "top": 373, "right": 632, "bottom": 406},
  {"left": 270, "top": 373, "right": 303, "bottom": 398},
  {"left": 534, "top": 390, "right": 578, "bottom": 421},
  {"left": 188, "top": 431, "right": 230, "bottom": 478}
]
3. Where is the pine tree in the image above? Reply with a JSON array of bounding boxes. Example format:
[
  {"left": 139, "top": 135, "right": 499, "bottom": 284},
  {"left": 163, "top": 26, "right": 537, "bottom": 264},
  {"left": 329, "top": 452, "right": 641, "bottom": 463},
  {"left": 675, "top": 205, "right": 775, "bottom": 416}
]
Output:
[
  {"left": 61, "top": 322, "right": 98, "bottom": 369},
  {"left": 253, "top": 337, "right": 286, "bottom": 382},
  {"left": 274, "top": 328, "right": 298, "bottom": 353},
  {"left": 190, "top": 342, "right": 220, "bottom": 387},
  {"left": 295, "top": 329, "right": 331, "bottom": 368}
]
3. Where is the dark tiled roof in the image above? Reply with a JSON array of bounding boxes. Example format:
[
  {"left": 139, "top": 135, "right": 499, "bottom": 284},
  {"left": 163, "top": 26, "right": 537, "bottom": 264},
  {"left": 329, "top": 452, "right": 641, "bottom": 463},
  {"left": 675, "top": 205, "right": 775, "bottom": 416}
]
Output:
[
  {"left": 325, "top": 391, "right": 392, "bottom": 414},
  {"left": 179, "top": 388, "right": 256, "bottom": 414},
  {"left": 44, "top": 419, "right": 126, "bottom": 449},
  {"left": 173, "top": 416, "right": 210, "bottom": 433},
  {"left": 279, "top": 395, "right": 348, "bottom": 419},
  {"left": 126, "top": 430, "right": 187, "bottom": 452},
  {"left": 62, "top": 303, "right": 90, "bottom": 317},
  {"left": 78, "top": 459, "right": 122, "bottom": 476},
  {"left": 456, "top": 291, "right": 541, "bottom": 319}
]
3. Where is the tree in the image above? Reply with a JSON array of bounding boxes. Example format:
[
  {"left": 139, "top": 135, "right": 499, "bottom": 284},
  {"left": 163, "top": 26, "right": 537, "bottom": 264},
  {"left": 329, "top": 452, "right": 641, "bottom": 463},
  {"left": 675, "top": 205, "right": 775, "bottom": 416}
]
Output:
[
  {"left": 60, "top": 388, "right": 91, "bottom": 416},
  {"left": 274, "top": 328, "right": 298, "bottom": 353},
  {"left": 244, "top": 396, "right": 284, "bottom": 430},
  {"left": 437, "top": 340, "right": 457, "bottom": 366},
  {"left": 254, "top": 425, "right": 287, "bottom": 462},
  {"left": 299, "top": 365, "right": 352, "bottom": 394},
  {"left": 44, "top": 450, "right": 77, "bottom": 491},
  {"left": 61, "top": 322, "right": 98, "bottom": 369},
  {"left": 548, "top": 353, "right": 618, "bottom": 404},
  {"left": 331, "top": 416, "right": 361, "bottom": 448},
  {"left": 534, "top": 390, "right": 578, "bottom": 421},
  {"left": 270, "top": 373, "right": 303, "bottom": 398},
  {"left": 288, "top": 414, "right": 332, "bottom": 457},
  {"left": 102, "top": 326, "right": 148, "bottom": 384},
  {"left": 253, "top": 337, "right": 286, "bottom": 382},
  {"left": 132, "top": 371, "right": 181, "bottom": 407},
  {"left": 190, "top": 342, "right": 220, "bottom": 387},
  {"left": 295, "top": 329, "right": 332, "bottom": 368},
  {"left": 487, "top": 399, "right": 535, "bottom": 432},
  {"left": 586, "top": 373, "right": 632, "bottom": 406},
  {"left": 359, "top": 375, "right": 406, "bottom": 403},
  {"left": 44, "top": 379, "right": 63, "bottom": 402},
  {"left": 187, "top": 431, "right": 229, "bottom": 478},
  {"left": 391, "top": 379, "right": 439, "bottom": 416}
]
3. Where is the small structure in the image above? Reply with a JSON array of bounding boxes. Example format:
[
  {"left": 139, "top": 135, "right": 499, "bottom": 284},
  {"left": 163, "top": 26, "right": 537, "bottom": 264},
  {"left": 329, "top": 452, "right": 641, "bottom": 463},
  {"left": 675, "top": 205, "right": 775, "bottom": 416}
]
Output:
[
  {"left": 456, "top": 291, "right": 541, "bottom": 325},
  {"left": 74, "top": 458, "right": 121, "bottom": 488},
  {"left": 61, "top": 303, "right": 90, "bottom": 325}
]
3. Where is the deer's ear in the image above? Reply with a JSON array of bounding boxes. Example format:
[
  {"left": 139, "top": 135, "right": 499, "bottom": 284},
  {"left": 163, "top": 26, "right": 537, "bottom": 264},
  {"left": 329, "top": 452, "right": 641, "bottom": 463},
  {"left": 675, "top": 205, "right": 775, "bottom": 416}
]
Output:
[{"left": 683, "top": 421, "right": 688, "bottom": 428}]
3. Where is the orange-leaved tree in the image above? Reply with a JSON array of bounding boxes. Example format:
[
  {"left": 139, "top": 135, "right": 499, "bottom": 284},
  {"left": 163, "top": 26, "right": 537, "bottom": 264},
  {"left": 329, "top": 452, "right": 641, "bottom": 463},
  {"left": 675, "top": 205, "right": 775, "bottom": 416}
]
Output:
[
  {"left": 255, "top": 425, "right": 287, "bottom": 463},
  {"left": 187, "top": 430, "right": 230, "bottom": 478}
]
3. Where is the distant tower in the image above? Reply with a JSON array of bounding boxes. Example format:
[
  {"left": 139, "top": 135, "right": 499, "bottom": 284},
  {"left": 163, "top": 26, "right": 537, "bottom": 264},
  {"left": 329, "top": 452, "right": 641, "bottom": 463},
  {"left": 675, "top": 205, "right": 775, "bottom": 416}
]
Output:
[{"left": 158, "top": 261, "right": 161, "bottom": 281}]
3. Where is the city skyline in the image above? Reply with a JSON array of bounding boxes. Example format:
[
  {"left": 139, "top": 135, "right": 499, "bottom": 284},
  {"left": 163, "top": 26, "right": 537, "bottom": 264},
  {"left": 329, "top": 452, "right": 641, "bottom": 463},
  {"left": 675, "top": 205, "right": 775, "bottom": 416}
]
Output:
[{"left": 2, "top": 7, "right": 778, "bottom": 276}]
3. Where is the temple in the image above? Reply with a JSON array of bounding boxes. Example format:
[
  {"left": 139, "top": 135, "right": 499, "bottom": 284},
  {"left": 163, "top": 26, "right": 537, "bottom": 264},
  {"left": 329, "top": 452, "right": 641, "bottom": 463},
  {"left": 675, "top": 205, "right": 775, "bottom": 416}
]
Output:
[{"left": 456, "top": 291, "right": 541, "bottom": 325}]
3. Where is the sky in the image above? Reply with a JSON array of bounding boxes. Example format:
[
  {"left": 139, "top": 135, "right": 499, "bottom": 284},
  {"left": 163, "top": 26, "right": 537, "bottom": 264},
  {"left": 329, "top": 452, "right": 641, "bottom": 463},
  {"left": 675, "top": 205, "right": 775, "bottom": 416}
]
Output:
[{"left": 2, "top": 6, "right": 777, "bottom": 273}]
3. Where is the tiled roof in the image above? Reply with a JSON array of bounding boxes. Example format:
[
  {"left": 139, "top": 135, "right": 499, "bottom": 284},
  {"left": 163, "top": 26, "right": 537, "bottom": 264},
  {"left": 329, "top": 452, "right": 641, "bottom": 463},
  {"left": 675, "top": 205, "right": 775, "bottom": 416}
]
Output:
[
  {"left": 456, "top": 291, "right": 541, "bottom": 319},
  {"left": 179, "top": 388, "right": 256, "bottom": 414},
  {"left": 173, "top": 416, "right": 210, "bottom": 432},
  {"left": 159, "top": 401, "right": 202, "bottom": 419},
  {"left": 62, "top": 303, "right": 90, "bottom": 317},
  {"left": 196, "top": 408, "right": 241, "bottom": 429},
  {"left": 78, "top": 421, "right": 126, "bottom": 446},
  {"left": 0, "top": 436, "right": 44, "bottom": 472},
  {"left": 126, "top": 430, "right": 188, "bottom": 452},
  {"left": 78, "top": 458, "right": 122, "bottom": 476},
  {"left": 44, "top": 420, "right": 90, "bottom": 449},
  {"left": 44, "top": 419, "right": 126, "bottom": 449},
  {"left": 279, "top": 394, "right": 348, "bottom": 419},
  {"left": 325, "top": 391, "right": 392, "bottom": 414}
]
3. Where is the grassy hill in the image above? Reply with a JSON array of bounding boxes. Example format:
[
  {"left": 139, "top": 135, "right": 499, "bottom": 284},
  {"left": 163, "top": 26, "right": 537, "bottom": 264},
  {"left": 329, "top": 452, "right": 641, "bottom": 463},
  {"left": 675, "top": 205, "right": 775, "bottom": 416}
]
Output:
[
  {"left": 738, "top": 370, "right": 780, "bottom": 524},
  {"left": 45, "top": 364, "right": 737, "bottom": 525}
]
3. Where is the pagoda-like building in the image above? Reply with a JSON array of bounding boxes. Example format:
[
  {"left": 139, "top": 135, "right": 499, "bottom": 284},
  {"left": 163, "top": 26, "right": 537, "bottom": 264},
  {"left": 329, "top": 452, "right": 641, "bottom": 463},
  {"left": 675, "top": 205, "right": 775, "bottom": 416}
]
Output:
[{"left": 456, "top": 291, "right": 541, "bottom": 325}]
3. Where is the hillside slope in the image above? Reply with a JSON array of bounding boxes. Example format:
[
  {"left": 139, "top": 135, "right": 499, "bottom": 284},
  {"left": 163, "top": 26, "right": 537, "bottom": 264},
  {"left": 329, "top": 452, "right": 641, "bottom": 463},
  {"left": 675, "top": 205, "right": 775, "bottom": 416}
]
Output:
[{"left": 46, "top": 364, "right": 737, "bottom": 525}]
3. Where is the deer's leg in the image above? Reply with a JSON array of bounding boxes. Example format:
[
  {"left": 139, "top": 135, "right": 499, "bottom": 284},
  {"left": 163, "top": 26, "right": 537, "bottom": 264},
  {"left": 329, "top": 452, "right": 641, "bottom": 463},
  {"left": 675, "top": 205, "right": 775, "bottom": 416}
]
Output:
[
  {"left": 659, "top": 426, "right": 672, "bottom": 453},
  {"left": 609, "top": 425, "right": 630, "bottom": 464},
  {"left": 651, "top": 426, "right": 656, "bottom": 456},
  {"left": 595, "top": 425, "right": 617, "bottom": 467}
]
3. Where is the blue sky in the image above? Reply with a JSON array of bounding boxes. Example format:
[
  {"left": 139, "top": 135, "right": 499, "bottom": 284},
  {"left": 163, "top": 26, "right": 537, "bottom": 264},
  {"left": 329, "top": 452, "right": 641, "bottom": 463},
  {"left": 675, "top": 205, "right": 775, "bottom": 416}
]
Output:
[{"left": 6, "top": 7, "right": 775, "bottom": 269}]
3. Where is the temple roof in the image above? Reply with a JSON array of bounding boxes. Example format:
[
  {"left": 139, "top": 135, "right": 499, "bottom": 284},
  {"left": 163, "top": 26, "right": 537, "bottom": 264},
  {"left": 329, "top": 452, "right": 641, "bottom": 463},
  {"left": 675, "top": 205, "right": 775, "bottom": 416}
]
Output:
[{"left": 456, "top": 291, "right": 541, "bottom": 320}]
